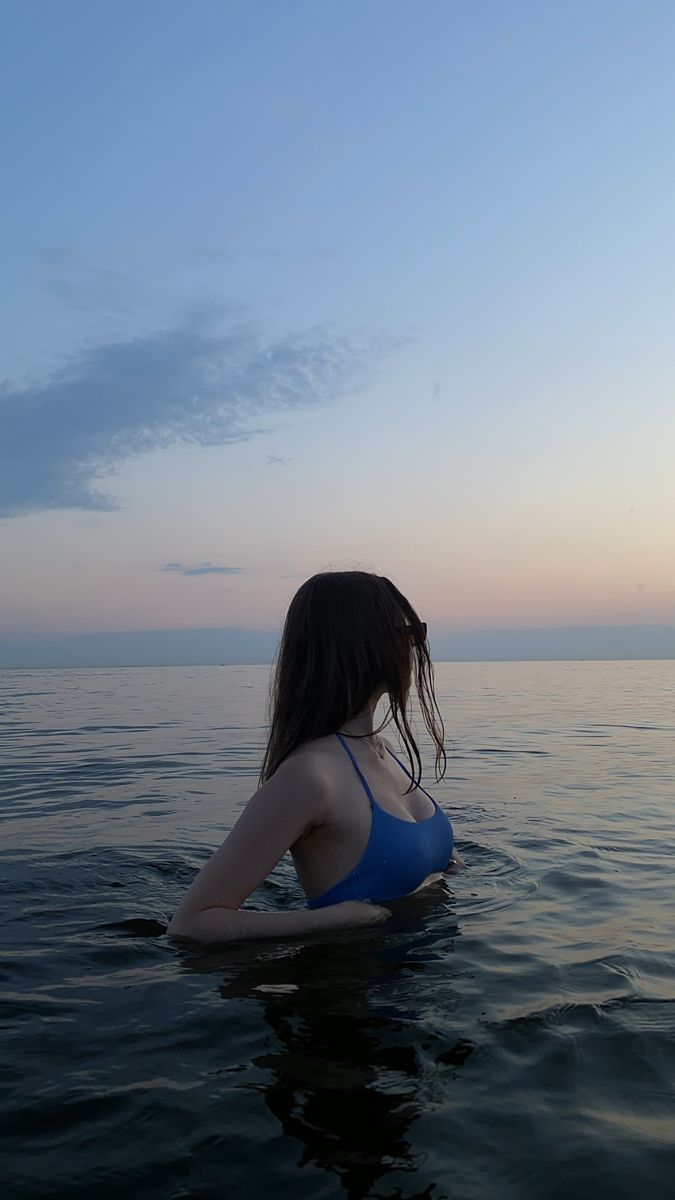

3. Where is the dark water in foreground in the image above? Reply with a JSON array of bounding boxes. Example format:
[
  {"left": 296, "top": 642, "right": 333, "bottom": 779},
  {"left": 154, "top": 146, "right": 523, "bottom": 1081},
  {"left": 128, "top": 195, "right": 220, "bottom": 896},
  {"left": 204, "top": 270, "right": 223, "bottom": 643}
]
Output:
[{"left": 1, "top": 661, "right": 675, "bottom": 1200}]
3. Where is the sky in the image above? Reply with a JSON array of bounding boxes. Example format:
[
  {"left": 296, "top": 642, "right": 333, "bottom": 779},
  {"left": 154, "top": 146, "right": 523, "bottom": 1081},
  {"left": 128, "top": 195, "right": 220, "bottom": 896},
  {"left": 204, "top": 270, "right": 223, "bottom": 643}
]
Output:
[{"left": 1, "top": 0, "right": 674, "bottom": 660}]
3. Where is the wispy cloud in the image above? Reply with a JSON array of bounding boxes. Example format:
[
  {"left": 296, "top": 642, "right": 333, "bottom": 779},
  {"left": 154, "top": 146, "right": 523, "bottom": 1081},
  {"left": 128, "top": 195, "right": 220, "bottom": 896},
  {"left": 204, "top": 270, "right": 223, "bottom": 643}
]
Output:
[
  {"left": 265, "top": 454, "right": 291, "bottom": 466},
  {"left": 162, "top": 562, "right": 241, "bottom": 577},
  {"left": 1, "top": 310, "right": 395, "bottom": 517},
  {"left": 195, "top": 247, "right": 336, "bottom": 264},
  {"left": 37, "top": 249, "right": 147, "bottom": 315}
]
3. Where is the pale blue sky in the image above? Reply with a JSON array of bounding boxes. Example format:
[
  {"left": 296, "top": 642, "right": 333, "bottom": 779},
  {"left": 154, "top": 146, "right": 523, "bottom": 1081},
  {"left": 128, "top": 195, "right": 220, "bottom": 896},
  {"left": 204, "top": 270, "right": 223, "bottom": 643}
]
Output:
[{"left": 2, "top": 0, "right": 674, "bottom": 647}]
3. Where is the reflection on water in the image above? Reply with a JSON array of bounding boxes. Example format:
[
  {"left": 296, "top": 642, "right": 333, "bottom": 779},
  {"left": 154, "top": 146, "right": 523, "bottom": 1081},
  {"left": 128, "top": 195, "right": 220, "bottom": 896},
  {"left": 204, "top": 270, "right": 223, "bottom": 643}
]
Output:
[
  {"left": 2, "top": 662, "right": 675, "bottom": 1199},
  {"left": 183, "top": 884, "right": 465, "bottom": 1200}
]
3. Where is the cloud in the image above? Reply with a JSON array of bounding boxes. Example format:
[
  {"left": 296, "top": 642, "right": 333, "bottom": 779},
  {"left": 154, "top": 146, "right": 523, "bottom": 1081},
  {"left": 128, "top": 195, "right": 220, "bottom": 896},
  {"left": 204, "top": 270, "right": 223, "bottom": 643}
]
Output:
[
  {"left": 42, "top": 269, "right": 145, "bottom": 315},
  {"left": 195, "top": 247, "right": 336, "bottom": 263},
  {"left": 0, "top": 310, "right": 395, "bottom": 517},
  {"left": 37, "top": 249, "right": 147, "bottom": 315},
  {"left": 162, "top": 562, "right": 241, "bottom": 577},
  {"left": 265, "top": 454, "right": 291, "bottom": 466}
]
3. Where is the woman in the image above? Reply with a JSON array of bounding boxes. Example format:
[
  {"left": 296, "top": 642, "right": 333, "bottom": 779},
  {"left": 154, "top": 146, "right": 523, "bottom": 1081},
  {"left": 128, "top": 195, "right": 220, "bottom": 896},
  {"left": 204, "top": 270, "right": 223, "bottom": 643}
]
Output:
[{"left": 168, "top": 571, "right": 455, "bottom": 943}]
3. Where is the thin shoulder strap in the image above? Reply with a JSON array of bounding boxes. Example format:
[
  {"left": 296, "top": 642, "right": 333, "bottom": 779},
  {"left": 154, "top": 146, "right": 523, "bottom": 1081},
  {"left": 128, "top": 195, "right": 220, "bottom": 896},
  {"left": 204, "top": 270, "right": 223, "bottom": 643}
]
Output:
[
  {"left": 385, "top": 744, "right": 414, "bottom": 781},
  {"left": 385, "top": 746, "right": 437, "bottom": 804},
  {"left": 335, "top": 733, "right": 376, "bottom": 806}
]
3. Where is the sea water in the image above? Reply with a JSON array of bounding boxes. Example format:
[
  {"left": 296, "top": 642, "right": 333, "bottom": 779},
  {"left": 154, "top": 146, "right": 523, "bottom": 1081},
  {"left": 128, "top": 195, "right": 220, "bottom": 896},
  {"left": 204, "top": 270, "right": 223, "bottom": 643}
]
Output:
[{"left": 1, "top": 661, "right": 674, "bottom": 1199}]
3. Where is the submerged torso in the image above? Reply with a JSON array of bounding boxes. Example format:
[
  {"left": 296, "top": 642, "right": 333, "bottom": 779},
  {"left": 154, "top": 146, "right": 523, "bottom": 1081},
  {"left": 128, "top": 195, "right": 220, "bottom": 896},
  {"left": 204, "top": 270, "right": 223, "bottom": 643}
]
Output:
[{"left": 292, "top": 733, "right": 454, "bottom": 909}]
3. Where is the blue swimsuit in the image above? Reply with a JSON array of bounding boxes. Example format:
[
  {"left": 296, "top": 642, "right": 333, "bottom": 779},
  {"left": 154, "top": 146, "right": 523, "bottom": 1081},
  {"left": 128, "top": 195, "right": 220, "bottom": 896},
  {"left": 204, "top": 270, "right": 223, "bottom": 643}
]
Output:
[{"left": 308, "top": 733, "right": 454, "bottom": 909}]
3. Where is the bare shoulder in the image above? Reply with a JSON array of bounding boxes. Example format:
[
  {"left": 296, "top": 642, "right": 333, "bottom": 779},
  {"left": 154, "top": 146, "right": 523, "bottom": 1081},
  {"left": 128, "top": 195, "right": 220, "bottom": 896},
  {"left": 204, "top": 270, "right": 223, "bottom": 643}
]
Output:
[
  {"left": 253, "top": 736, "right": 340, "bottom": 826},
  {"left": 290, "top": 733, "right": 343, "bottom": 768},
  {"left": 275, "top": 734, "right": 340, "bottom": 781}
]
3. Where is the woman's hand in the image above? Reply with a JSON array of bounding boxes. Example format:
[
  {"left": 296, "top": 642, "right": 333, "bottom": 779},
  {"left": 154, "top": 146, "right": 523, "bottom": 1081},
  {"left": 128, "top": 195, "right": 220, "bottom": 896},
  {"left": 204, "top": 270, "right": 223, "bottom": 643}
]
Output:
[
  {"left": 319, "top": 900, "right": 392, "bottom": 929},
  {"left": 444, "top": 849, "right": 466, "bottom": 873}
]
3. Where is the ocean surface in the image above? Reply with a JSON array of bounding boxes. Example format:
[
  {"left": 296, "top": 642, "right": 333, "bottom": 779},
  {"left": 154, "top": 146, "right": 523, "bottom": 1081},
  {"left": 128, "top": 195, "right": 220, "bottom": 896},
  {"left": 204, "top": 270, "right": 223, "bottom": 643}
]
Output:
[{"left": 1, "top": 660, "right": 675, "bottom": 1200}]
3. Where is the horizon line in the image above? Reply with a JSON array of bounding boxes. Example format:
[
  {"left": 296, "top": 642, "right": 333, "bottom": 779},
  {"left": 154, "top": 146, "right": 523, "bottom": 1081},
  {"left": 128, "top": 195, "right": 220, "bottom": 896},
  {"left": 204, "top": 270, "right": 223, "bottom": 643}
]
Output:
[
  {"left": 3, "top": 619, "right": 675, "bottom": 644},
  {"left": 2, "top": 656, "right": 674, "bottom": 672}
]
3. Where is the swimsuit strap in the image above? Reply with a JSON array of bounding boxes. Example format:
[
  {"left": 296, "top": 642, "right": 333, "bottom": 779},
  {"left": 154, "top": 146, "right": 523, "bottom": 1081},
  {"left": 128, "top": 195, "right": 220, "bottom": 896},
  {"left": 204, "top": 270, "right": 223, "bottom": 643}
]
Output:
[
  {"left": 335, "top": 733, "right": 377, "bottom": 806},
  {"left": 385, "top": 746, "right": 438, "bottom": 807}
]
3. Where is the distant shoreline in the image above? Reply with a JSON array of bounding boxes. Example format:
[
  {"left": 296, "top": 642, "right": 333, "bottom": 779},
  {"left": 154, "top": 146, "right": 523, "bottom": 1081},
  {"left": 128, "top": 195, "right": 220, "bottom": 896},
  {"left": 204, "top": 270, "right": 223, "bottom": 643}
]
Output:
[
  {"left": 1, "top": 622, "right": 673, "bottom": 670},
  {"left": 1, "top": 657, "right": 674, "bottom": 671}
]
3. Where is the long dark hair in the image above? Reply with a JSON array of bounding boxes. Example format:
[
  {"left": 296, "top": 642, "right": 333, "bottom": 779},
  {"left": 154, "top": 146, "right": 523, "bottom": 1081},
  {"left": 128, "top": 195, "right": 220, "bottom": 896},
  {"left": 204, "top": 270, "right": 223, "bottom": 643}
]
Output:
[{"left": 260, "top": 571, "right": 446, "bottom": 788}]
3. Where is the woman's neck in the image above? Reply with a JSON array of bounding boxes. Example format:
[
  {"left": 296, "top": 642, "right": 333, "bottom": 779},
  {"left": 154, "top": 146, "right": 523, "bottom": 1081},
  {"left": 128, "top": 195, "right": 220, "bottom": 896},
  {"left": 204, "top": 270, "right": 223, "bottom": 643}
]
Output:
[{"left": 340, "top": 697, "right": 382, "bottom": 739}]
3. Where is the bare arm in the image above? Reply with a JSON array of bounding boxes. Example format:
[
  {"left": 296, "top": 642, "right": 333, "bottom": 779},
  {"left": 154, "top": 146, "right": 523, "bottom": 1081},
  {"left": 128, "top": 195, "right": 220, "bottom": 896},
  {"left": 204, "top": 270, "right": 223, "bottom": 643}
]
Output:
[{"left": 167, "top": 756, "right": 389, "bottom": 944}]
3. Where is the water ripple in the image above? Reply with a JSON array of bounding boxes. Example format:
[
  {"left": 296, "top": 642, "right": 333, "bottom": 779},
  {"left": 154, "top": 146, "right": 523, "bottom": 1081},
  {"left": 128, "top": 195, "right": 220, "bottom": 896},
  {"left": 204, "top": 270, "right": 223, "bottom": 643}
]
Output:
[{"left": 1, "top": 662, "right": 675, "bottom": 1199}]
